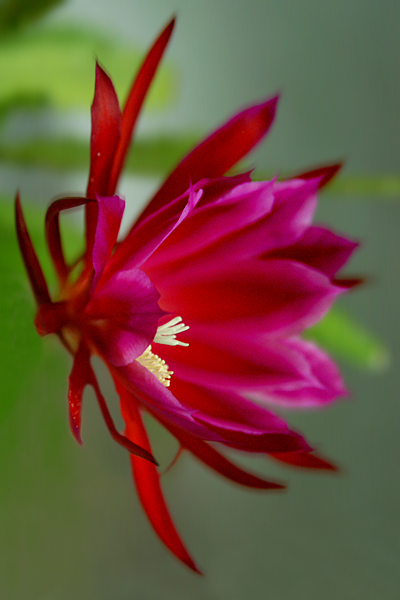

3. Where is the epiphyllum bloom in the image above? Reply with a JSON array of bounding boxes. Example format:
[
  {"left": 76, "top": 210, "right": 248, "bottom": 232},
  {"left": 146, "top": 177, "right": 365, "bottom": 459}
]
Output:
[{"left": 15, "top": 19, "right": 357, "bottom": 572}]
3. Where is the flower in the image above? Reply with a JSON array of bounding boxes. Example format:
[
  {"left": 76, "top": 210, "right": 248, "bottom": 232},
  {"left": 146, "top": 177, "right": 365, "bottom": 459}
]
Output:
[{"left": 15, "top": 19, "right": 357, "bottom": 572}]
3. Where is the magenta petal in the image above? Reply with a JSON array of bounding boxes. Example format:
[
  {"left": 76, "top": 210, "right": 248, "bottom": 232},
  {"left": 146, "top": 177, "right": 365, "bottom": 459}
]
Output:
[
  {"left": 193, "top": 414, "right": 311, "bottom": 454},
  {"left": 158, "top": 330, "right": 320, "bottom": 394},
  {"left": 222, "top": 177, "right": 319, "bottom": 260},
  {"left": 134, "top": 96, "right": 279, "bottom": 226},
  {"left": 144, "top": 179, "right": 275, "bottom": 270},
  {"left": 267, "top": 225, "right": 359, "bottom": 277},
  {"left": 86, "top": 268, "right": 163, "bottom": 366},
  {"left": 153, "top": 259, "right": 343, "bottom": 337},
  {"left": 110, "top": 361, "right": 259, "bottom": 444},
  {"left": 147, "top": 177, "right": 320, "bottom": 273},
  {"left": 108, "top": 185, "right": 202, "bottom": 275},
  {"left": 255, "top": 337, "right": 348, "bottom": 407},
  {"left": 91, "top": 195, "right": 125, "bottom": 290},
  {"left": 169, "top": 377, "right": 290, "bottom": 433}
]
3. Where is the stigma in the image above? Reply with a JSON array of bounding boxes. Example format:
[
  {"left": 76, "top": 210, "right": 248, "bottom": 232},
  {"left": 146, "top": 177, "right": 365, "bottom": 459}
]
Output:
[
  {"left": 136, "top": 317, "right": 189, "bottom": 387},
  {"left": 154, "top": 316, "right": 189, "bottom": 346}
]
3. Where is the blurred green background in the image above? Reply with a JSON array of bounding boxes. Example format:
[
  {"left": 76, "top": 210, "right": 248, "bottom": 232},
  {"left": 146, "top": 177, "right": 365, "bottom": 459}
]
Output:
[{"left": 0, "top": 0, "right": 398, "bottom": 598}]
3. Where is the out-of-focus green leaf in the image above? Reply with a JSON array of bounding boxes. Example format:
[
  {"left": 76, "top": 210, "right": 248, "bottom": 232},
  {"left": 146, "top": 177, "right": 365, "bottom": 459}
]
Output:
[
  {"left": 0, "top": 26, "right": 176, "bottom": 113},
  {"left": 0, "top": 133, "right": 199, "bottom": 174},
  {"left": 0, "top": 138, "right": 89, "bottom": 170},
  {"left": 305, "top": 308, "right": 389, "bottom": 370},
  {"left": 326, "top": 175, "right": 400, "bottom": 197},
  {"left": 0, "top": 92, "right": 49, "bottom": 126},
  {"left": 0, "top": 197, "right": 83, "bottom": 424},
  {"left": 0, "top": 0, "right": 64, "bottom": 34},
  {"left": 127, "top": 134, "right": 199, "bottom": 175},
  {"left": 0, "top": 199, "right": 42, "bottom": 423}
]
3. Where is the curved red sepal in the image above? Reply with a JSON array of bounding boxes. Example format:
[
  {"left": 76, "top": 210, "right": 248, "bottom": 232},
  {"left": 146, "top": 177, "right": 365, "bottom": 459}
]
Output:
[
  {"left": 15, "top": 193, "right": 51, "bottom": 306},
  {"left": 45, "top": 196, "right": 92, "bottom": 283},
  {"left": 134, "top": 95, "right": 279, "bottom": 227},
  {"left": 116, "top": 381, "right": 201, "bottom": 573},
  {"left": 108, "top": 18, "right": 175, "bottom": 195},
  {"left": 68, "top": 342, "right": 157, "bottom": 464}
]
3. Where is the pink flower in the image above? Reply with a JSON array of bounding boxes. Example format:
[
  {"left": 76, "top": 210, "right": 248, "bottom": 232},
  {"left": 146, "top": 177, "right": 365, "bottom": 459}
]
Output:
[{"left": 15, "top": 19, "right": 357, "bottom": 572}]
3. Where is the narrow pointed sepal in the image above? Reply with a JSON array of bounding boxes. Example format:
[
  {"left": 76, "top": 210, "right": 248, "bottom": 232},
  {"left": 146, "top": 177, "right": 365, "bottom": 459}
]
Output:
[
  {"left": 167, "top": 422, "right": 286, "bottom": 490},
  {"left": 272, "top": 451, "right": 338, "bottom": 471},
  {"left": 15, "top": 193, "right": 51, "bottom": 306},
  {"left": 293, "top": 162, "right": 343, "bottom": 189},
  {"left": 116, "top": 381, "right": 201, "bottom": 573},
  {"left": 108, "top": 18, "right": 176, "bottom": 194},
  {"left": 68, "top": 342, "right": 89, "bottom": 445}
]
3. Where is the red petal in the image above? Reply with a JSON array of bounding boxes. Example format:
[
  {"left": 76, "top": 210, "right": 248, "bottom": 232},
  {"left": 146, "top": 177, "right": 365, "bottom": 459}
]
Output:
[
  {"left": 166, "top": 421, "right": 285, "bottom": 490},
  {"left": 271, "top": 451, "right": 338, "bottom": 471},
  {"left": 293, "top": 162, "right": 342, "bottom": 189},
  {"left": 134, "top": 95, "right": 279, "bottom": 226},
  {"left": 116, "top": 381, "right": 200, "bottom": 573},
  {"left": 108, "top": 18, "right": 175, "bottom": 195},
  {"left": 86, "top": 64, "right": 121, "bottom": 253},
  {"left": 15, "top": 193, "right": 51, "bottom": 306}
]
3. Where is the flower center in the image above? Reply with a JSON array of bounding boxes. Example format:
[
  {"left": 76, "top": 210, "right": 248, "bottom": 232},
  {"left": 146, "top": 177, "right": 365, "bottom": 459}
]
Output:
[{"left": 136, "top": 316, "right": 189, "bottom": 387}]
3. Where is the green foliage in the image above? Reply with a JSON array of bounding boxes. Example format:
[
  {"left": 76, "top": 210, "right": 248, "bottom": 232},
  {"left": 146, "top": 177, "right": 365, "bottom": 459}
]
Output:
[
  {"left": 0, "top": 198, "right": 83, "bottom": 424},
  {"left": 0, "top": 26, "right": 176, "bottom": 115},
  {"left": 0, "top": 0, "right": 64, "bottom": 33},
  {"left": 326, "top": 175, "right": 400, "bottom": 198},
  {"left": 305, "top": 307, "right": 389, "bottom": 370},
  {"left": 0, "top": 199, "right": 42, "bottom": 423},
  {"left": 0, "top": 133, "right": 199, "bottom": 174}
]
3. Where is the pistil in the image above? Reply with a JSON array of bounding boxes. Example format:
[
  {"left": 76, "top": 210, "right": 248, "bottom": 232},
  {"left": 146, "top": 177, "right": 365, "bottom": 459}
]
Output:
[{"left": 154, "top": 316, "right": 189, "bottom": 346}]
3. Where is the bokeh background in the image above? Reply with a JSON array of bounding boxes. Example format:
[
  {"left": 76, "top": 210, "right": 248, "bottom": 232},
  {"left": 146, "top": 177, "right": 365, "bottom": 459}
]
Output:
[{"left": 0, "top": 1, "right": 399, "bottom": 598}]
